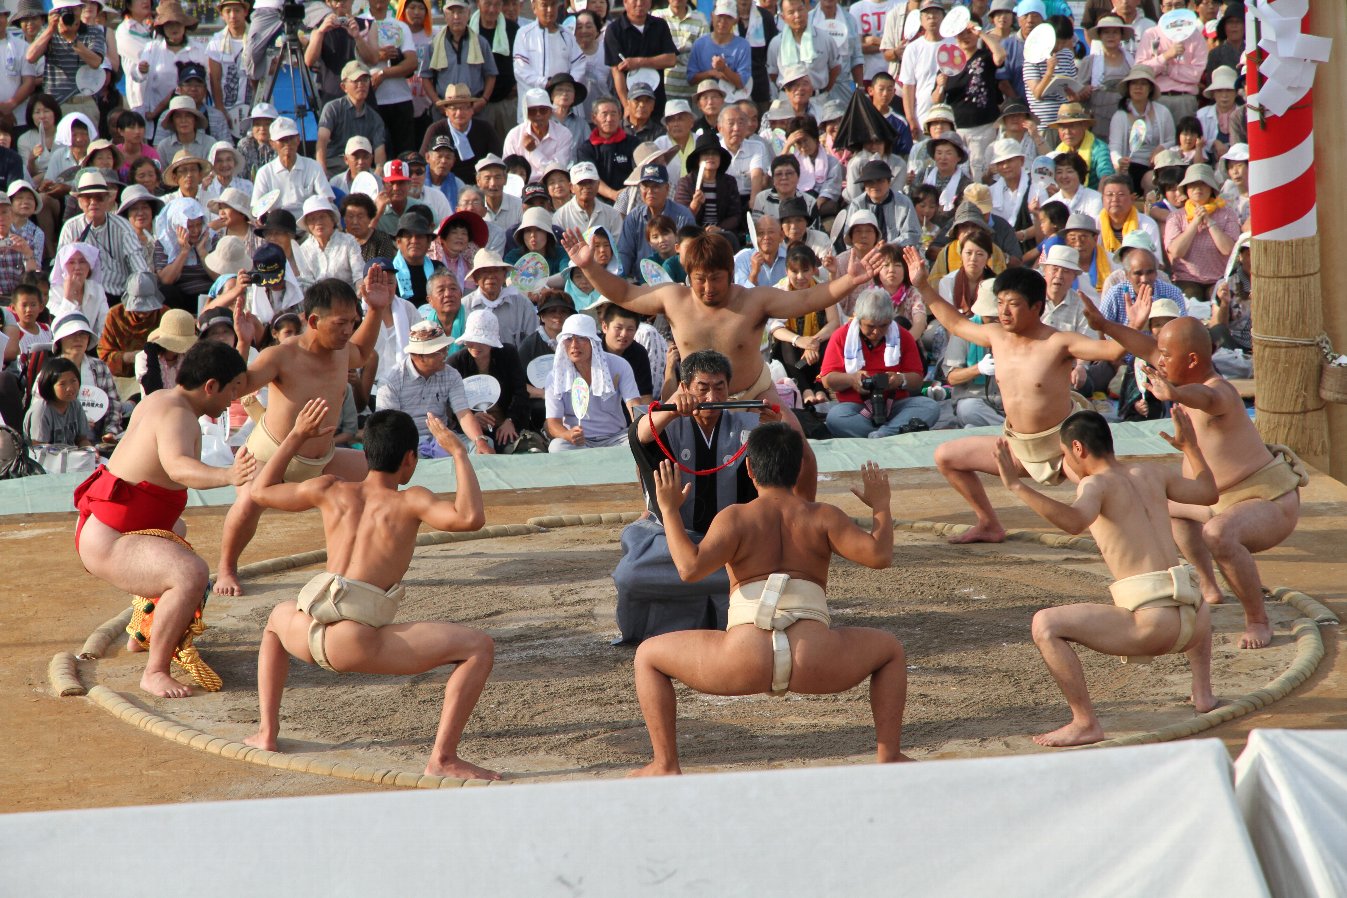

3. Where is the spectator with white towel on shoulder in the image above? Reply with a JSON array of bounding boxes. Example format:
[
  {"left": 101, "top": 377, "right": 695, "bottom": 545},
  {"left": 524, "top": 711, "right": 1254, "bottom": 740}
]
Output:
[{"left": 545, "top": 313, "right": 642, "bottom": 452}]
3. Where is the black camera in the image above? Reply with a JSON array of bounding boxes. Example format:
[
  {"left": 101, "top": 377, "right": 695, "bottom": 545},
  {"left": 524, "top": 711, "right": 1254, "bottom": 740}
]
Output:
[
  {"left": 860, "top": 372, "right": 890, "bottom": 424},
  {"left": 61, "top": 10, "right": 78, "bottom": 25},
  {"left": 282, "top": 0, "right": 306, "bottom": 26}
]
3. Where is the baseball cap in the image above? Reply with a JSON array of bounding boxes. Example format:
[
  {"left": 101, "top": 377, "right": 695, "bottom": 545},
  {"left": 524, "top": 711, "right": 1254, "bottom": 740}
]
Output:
[
  {"left": 628, "top": 83, "right": 656, "bottom": 101},
  {"left": 342, "top": 60, "right": 371, "bottom": 82},
  {"left": 345, "top": 135, "right": 373, "bottom": 155},
  {"left": 269, "top": 117, "right": 300, "bottom": 141},
  {"left": 383, "top": 159, "right": 411, "bottom": 182},
  {"left": 712, "top": 0, "right": 735, "bottom": 16},
  {"left": 1014, "top": 0, "right": 1046, "bottom": 17},
  {"left": 430, "top": 135, "right": 457, "bottom": 154},
  {"left": 524, "top": 88, "right": 551, "bottom": 109},
  {"left": 663, "top": 99, "right": 692, "bottom": 121},
  {"left": 250, "top": 243, "right": 287, "bottom": 287},
  {"left": 179, "top": 62, "right": 207, "bottom": 83},
  {"left": 963, "top": 183, "right": 993, "bottom": 215},
  {"left": 475, "top": 153, "right": 506, "bottom": 173},
  {"left": 638, "top": 163, "right": 668, "bottom": 185},
  {"left": 858, "top": 160, "right": 893, "bottom": 183},
  {"left": 570, "top": 161, "right": 599, "bottom": 183}
]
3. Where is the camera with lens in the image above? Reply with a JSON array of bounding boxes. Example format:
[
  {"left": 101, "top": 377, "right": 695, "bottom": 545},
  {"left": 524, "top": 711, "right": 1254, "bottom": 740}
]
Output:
[
  {"left": 282, "top": 0, "right": 307, "bottom": 26},
  {"left": 860, "top": 372, "right": 890, "bottom": 424},
  {"left": 61, "top": 10, "right": 79, "bottom": 25}
]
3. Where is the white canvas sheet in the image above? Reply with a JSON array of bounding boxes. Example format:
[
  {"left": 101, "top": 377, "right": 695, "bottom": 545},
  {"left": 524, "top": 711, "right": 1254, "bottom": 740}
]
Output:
[
  {"left": 0, "top": 739, "right": 1267, "bottom": 897},
  {"left": 1235, "top": 728, "right": 1347, "bottom": 898}
]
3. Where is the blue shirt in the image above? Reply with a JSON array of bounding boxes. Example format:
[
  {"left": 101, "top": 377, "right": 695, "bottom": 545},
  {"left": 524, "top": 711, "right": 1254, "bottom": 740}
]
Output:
[
  {"left": 686, "top": 34, "right": 752, "bottom": 91},
  {"left": 732, "top": 244, "right": 787, "bottom": 287},
  {"left": 617, "top": 200, "right": 696, "bottom": 278},
  {"left": 1100, "top": 279, "right": 1188, "bottom": 326},
  {"left": 997, "top": 34, "right": 1027, "bottom": 103}
]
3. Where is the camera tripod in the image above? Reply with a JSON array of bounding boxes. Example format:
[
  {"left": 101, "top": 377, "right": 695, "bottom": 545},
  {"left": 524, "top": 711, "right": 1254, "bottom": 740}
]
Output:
[{"left": 253, "top": 10, "right": 323, "bottom": 157}]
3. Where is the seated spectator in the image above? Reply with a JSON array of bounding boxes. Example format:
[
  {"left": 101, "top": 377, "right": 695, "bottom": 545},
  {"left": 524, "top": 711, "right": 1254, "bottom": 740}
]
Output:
[
  {"left": 48, "top": 243, "right": 109, "bottom": 340},
  {"left": 820, "top": 288, "right": 938, "bottom": 437},
  {"left": 424, "top": 135, "right": 465, "bottom": 211},
  {"left": 153, "top": 96, "right": 214, "bottom": 162},
  {"left": 1053, "top": 102, "right": 1114, "bottom": 189},
  {"left": 616, "top": 163, "right": 695, "bottom": 277},
  {"left": 329, "top": 136, "right": 375, "bottom": 195},
  {"left": 578, "top": 97, "right": 641, "bottom": 203},
  {"left": 48, "top": 311, "right": 122, "bottom": 439},
  {"left": 1100, "top": 240, "right": 1188, "bottom": 328},
  {"left": 237, "top": 102, "right": 278, "bottom": 179},
  {"left": 447, "top": 310, "right": 531, "bottom": 451},
  {"left": 1097, "top": 173, "right": 1161, "bottom": 258},
  {"left": 135, "top": 307, "right": 197, "bottom": 396},
  {"left": 691, "top": 78, "right": 727, "bottom": 140},
  {"left": 1197, "top": 65, "right": 1244, "bottom": 163},
  {"left": 733, "top": 213, "right": 786, "bottom": 287},
  {"left": 940, "top": 279, "right": 1003, "bottom": 428},
  {"left": 244, "top": 242, "right": 304, "bottom": 328},
  {"left": 455, "top": 187, "right": 508, "bottom": 254},
  {"left": 1059, "top": 211, "right": 1108, "bottom": 300},
  {"left": 462, "top": 248, "right": 539, "bottom": 347},
  {"left": 622, "top": 84, "right": 666, "bottom": 145},
  {"left": 783, "top": 116, "right": 842, "bottom": 219},
  {"left": 552, "top": 162, "right": 624, "bottom": 242},
  {"left": 750, "top": 153, "right": 813, "bottom": 224},
  {"left": 1030, "top": 151, "right": 1102, "bottom": 219},
  {"left": 937, "top": 228, "right": 997, "bottom": 317},
  {"left": 777, "top": 196, "right": 833, "bottom": 259},
  {"left": 544, "top": 313, "right": 642, "bottom": 451},
  {"left": 153, "top": 196, "right": 214, "bottom": 312},
  {"left": 473, "top": 154, "right": 522, "bottom": 234},
  {"left": 503, "top": 88, "right": 577, "bottom": 177},
  {"left": 401, "top": 152, "right": 453, "bottom": 226},
  {"left": 1174, "top": 114, "right": 1208, "bottom": 165},
  {"left": 424, "top": 85, "right": 502, "bottom": 185},
  {"left": 929, "top": 188, "right": 1021, "bottom": 275},
  {"left": 1107, "top": 65, "right": 1175, "bottom": 196},
  {"left": 833, "top": 210, "right": 882, "bottom": 317},
  {"left": 912, "top": 132, "right": 973, "bottom": 228},
  {"left": 341, "top": 193, "right": 398, "bottom": 263},
  {"left": 767, "top": 243, "right": 839, "bottom": 405},
  {"left": 638, "top": 215, "right": 682, "bottom": 284},
  {"left": 988, "top": 138, "right": 1037, "bottom": 254},
  {"left": 0, "top": 191, "right": 40, "bottom": 295},
  {"left": 390, "top": 209, "right": 444, "bottom": 309},
  {"left": 421, "top": 270, "right": 467, "bottom": 339},
  {"left": 294, "top": 195, "right": 365, "bottom": 289},
  {"left": 39, "top": 112, "right": 96, "bottom": 199},
  {"left": 1218, "top": 143, "right": 1250, "bottom": 228},
  {"left": 547, "top": 72, "right": 591, "bottom": 151},
  {"left": 160, "top": 149, "right": 211, "bottom": 205},
  {"left": 201, "top": 141, "right": 253, "bottom": 205},
  {"left": 1164, "top": 163, "right": 1239, "bottom": 303},
  {"left": 98, "top": 271, "right": 166, "bottom": 380},
  {"left": 518, "top": 290, "right": 573, "bottom": 427},
  {"left": 1037, "top": 245, "right": 1105, "bottom": 396},
  {"left": 7, "top": 180, "right": 48, "bottom": 269},
  {"left": 252, "top": 116, "right": 335, "bottom": 221},
  {"left": 315, "top": 60, "right": 389, "bottom": 176},
  {"left": 504, "top": 207, "right": 565, "bottom": 273},
  {"left": 599, "top": 303, "right": 654, "bottom": 404},
  {"left": 25, "top": 356, "right": 92, "bottom": 448},
  {"left": 431, "top": 209, "right": 487, "bottom": 291},
  {"left": 718, "top": 104, "right": 769, "bottom": 209},
  {"left": 204, "top": 187, "right": 254, "bottom": 256},
  {"left": 157, "top": 60, "right": 231, "bottom": 142},
  {"left": 850, "top": 159, "right": 922, "bottom": 247},
  {"left": 374, "top": 319, "right": 495, "bottom": 457}
]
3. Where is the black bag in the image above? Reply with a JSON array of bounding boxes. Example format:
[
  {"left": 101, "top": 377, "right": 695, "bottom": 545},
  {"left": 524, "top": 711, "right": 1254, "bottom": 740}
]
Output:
[{"left": 0, "top": 424, "right": 46, "bottom": 479}]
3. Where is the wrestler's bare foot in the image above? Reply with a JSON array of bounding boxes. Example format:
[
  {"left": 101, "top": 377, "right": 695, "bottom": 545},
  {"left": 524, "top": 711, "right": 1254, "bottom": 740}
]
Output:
[
  {"left": 425, "top": 757, "right": 501, "bottom": 781},
  {"left": 126, "top": 635, "right": 145, "bottom": 653},
  {"left": 948, "top": 523, "right": 1006, "bottom": 544},
  {"left": 1239, "top": 621, "right": 1273, "bottom": 650},
  {"left": 243, "top": 731, "right": 277, "bottom": 751},
  {"left": 141, "top": 670, "right": 193, "bottom": 699},
  {"left": 213, "top": 570, "right": 244, "bottom": 596},
  {"left": 878, "top": 749, "right": 914, "bottom": 763},
  {"left": 1202, "top": 589, "right": 1225, "bottom": 606},
  {"left": 1032, "top": 719, "right": 1105, "bottom": 747},
  {"left": 1189, "top": 691, "right": 1218, "bottom": 714},
  {"left": 628, "top": 761, "right": 682, "bottom": 777}
]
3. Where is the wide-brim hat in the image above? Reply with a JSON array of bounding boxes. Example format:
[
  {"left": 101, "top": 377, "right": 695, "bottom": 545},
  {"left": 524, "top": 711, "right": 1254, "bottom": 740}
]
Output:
[
  {"left": 468, "top": 248, "right": 511, "bottom": 281},
  {"left": 147, "top": 309, "right": 198, "bottom": 354},
  {"left": 74, "top": 169, "right": 111, "bottom": 195},
  {"left": 927, "top": 131, "right": 969, "bottom": 163},
  {"left": 85, "top": 138, "right": 123, "bottom": 169},
  {"left": 1119, "top": 64, "right": 1158, "bottom": 92},
  {"left": 117, "top": 183, "right": 165, "bottom": 216},
  {"left": 537, "top": 293, "right": 576, "bottom": 317},
  {"left": 1088, "top": 15, "right": 1135, "bottom": 39},
  {"left": 1205, "top": 65, "right": 1239, "bottom": 96},
  {"left": 153, "top": 0, "right": 197, "bottom": 28},
  {"left": 437, "top": 84, "right": 476, "bottom": 107},
  {"left": 1179, "top": 163, "right": 1221, "bottom": 193},
  {"left": 1148, "top": 298, "right": 1183, "bottom": 321},
  {"left": 623, "top": 142, "right": 679, "bottom": 186},
  {"left": 208, "top": 140, "right": 243, "bottom": 170},
  {"left": 546, "top": 72, "right": 588, "bottom": 106},
  {"left": 254, "top": 208, "right": 300, "bottom": 238},
  {"left": 52, "top": 312, "right": 95, "bottom": 345},
  {"left": 514, "top": 207, "right": 555, "bottom": 248},
  {"left": 995, "top": 101, "right": 1035, "bottom": 123},
  {"left": 1042, "top": 244, "right": 1082, "bottom": 272},
  {"left": 1062, "top": 212, "right": 1099, "bottom": 234},
  {"left": 971, "top": 280, "right": 998, "bottom": 318},
  {"left": 438, "top": 210, "right": 489, "bottom": 248},
  {"left": 163, "top": 150, "right": 212, "bottom": 187},
  {"left": 11, "top": 0, "right": 46, "bottom": 22},
  {"left": 406, "top": 322, "right": 454, "bottom": 354},
  {"left": 950, "top": 201, "right": 992, "bottom": 235},
  {"left": 207, "top": 186, "right": 252, "bottom": 220},
  {"left": 164, "top": 97, "right": 209, "bottom": 132},
  {"left": 559, "top": 313, "right": 599, "bottom": 341},
  {"left": 989, "top": 137, "right": 1026, "bottom": 165},
  {"left": 204, "top": 235, "right": 250, "bottom": 276},
  {"left": 301, "top": 195, "right": 340, "bottom": 229},
  {"left": 686, "top": 134, "right": 731, "bottom": 173},
  {"left": 1151, "top": 148, "right": 1186, "bottom": 171},
  {"left": 921, "top": 103, "right": 956, "bottom": 128},
  {"left": 458, "top": 309, "right": 504, "bottom": 349},
  {"left": 1054, "top": 102, "right": 1094, "bottom": 125}
]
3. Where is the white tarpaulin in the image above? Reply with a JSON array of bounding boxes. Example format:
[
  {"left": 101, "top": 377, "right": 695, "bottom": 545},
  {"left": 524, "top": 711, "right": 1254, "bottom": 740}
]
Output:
[
  {"left": 1235, "top": 729, "right": 1347, "bottom": 898},
  {"left": 0, "top": 739, "right": 1267, "bottom": 897}
]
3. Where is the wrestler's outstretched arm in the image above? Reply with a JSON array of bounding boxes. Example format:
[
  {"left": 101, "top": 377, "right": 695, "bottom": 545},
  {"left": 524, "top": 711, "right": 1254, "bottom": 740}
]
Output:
[
  {"left": 994, "top": 439, "right": 1103, "bottom": 535},
  {"left": 560, "top": 228, "right": 671, "bottom": 317},
  {"left": 1078, "top": 290, "right": 1161, "bottom": 366},
  {"left": 407, "top": 412, "right": 486, "bottom": 533},
  {"left": 250, "top": 399, "right": 339, "bottom": 512},
  {"left": 158, "top": 404, "right": 257, "bottom": 490},
  {"left": 754, "top": 242, "right": 889, "bottom": 319},
  {"left": 825, "top": 462, "right": 893, "bottom": 568},
  {"left": 902, "top": 246, "right": 994, "bottom": 348},
  {"left": 1157, "top": 407, "right": 1219, "bottom": 506},
  {"left": 653, "top": 460, "right": 741, "bottom": 581},
  {"left": 1057, "top": 328, "right": 1127, "bottom": 365}
]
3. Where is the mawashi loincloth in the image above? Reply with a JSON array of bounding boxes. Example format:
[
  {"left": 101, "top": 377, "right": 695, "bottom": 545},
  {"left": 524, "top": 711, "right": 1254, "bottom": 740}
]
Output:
[
  {"left": 729, "top": 364, "right": 774, "bottom": 402},
  {"left": 122, "top": 529, "right": 221, "bottom": 691},
  {"left": 728, "top": 573, "right": 831, "bottom": 695},
  {"left": 1213, "top": 444, "right": 1308, "bottom": 515},
  {"left": 244, "top": 417, "right": 336, "bottom": 483},
  {"left": 296, "top": 571, "right": 406, "bottom": 673},
  {"left": 1003, "top": 393, "right": 1091, "bottom": 485},
  {"left": 1108, "top": 563, "right": 1201, "bottom": 665},
  {"left": 74, "top": 466, "right": 188, "bottom": 551}
]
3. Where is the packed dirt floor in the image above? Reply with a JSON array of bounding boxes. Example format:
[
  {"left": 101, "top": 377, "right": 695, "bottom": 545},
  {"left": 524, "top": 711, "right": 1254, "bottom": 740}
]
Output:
[{"left": 4, "top": 463, "right": 1345, "bottom": 811}]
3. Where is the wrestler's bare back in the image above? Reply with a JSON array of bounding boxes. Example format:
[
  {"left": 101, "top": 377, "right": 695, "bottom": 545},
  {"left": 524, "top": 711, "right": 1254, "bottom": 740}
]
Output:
[
  {"left": 307, "top": 477, "right": 433, "bottom": 591},
  {"left": 706, "top": 493, "right": 871, "bottom": 592},
  {"left": 253, "top": 335, "right": 357, "bottom": 459},
  {"left": 1077, "top": 464, "right": 1187, "bottom": 580},
  {"left": 103, "top": 389, "right": 205, "bottom": 491},
  {"left": 1173, "top": 375, "right": 1273, "bottom": 490}
]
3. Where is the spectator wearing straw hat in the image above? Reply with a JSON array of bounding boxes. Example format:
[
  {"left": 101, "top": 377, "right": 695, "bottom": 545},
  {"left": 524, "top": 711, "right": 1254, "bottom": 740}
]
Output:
[
  {"left": 58, "top": 170, "right": 149, "bottom": 306},
  {"left": 315, "top": 60, "right": 390, "bottom": 177},
  {"left": 1163, "top": 162, "right": 1239, "bottom": 303},
  {"left": 1107, "top": 64, "right": 1175, "bottom": 195},
  {"left": 462, "top": 247, "right": 540, "bottom": 348},
  {"left": 1135, "top": 0, "right": 1207, "bottom": 125},
  {"left": 135, "top": 306, "right": 197, "bottom": 396},
  {"left": 1053, "top": 102, "right": 1114, "bottom": 190},
  {"left": 419, "top": 85, "right": 500, "bottom": 185},
  {"left": 128, "top": 0, "right": 204, "bottom": 135},
  {"left": 253, "top": 117, "right": 336, "bottom": 222},
  {"left": 448, "top": 309, "right": 532, "bottom": 449},
  {"left": 375, "top": 319, "right": 494, "bottom": 455},
  {"left": 159, "top": 149, "right": 213, "bottom": 205}
]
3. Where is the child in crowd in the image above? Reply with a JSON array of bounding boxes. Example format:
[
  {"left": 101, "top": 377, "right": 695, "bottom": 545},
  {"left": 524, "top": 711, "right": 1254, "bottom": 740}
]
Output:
[
  {"left": 9, "top": 284, "right": 50, "bottom": 355},
  {"left": 24, "top": 357, "right": 91, "bottom": 447},
  {"left": 1117, "top": 299, "right": 1179, "bottom": 422},
  {"left": 1026, "top": 198, "right": 1070, "bottom": 267},
  {"left": 505, "top": 210, "right": 565, "bottom": 273},
  {"left": 1175, "top": 116, "right": 1208, "bottom": 165},
  {"left": 874, "top": 244, "right": 926, "bottom": 342},
  {"left": 910, "top": 184, "right": 941, "bottom": 255},
  {"left": 665, "top": 224, "right": 700, "bottom": 283},
  {"left": 867, "top": 72, "right": 913, "bottom": 159},
  {"left": 768, "top": 244, "right": 838, "bottom": 406},
  {"left": 642, "top": 216, "right": 679, "bottom": 284},
  {"left": 114, "top": 111, "right": 160, "bottom": 181}
]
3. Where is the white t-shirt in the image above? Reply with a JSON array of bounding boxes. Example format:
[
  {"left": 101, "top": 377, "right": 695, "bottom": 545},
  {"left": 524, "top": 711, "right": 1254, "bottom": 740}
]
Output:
[
  {"left": 850, "top": 0, "right": 894, "bottom": 82},
  {"left": 898, "top": 35, "right": 951, "bottom": 127},
  {"left": 367, "top": 14, "right": 416, "bottom": 106},
  {"left": 0, "top": 34, "right": 40, "bottom": 123},
  {"left": 207, "top": 31, "right": 248, "bottom": 112}
]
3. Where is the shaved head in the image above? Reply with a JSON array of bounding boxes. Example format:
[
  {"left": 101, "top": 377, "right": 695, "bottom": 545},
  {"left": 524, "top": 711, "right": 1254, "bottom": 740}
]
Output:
[{"left": 1156, "top": 316, "right": 1213, "bottom": 383}]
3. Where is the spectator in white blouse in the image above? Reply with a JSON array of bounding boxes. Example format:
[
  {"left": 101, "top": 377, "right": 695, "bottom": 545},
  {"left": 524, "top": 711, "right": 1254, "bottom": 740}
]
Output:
[{"left": 294, "top": 196, "right": 366, "bottom": 289}]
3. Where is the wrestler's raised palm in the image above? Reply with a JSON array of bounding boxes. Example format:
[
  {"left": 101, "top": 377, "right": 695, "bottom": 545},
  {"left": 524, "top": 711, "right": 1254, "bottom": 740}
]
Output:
[
  {"left": 653, "top": 459, "right": 690, "bottom": 510},
  {"left": 560, "top": 228, "right": 594, "bottom": 268},
  {"left": 1158, "top": 405, "right": 1194, "bottom": 452},
  {"left": 230, "top": 448, "right": 257, "bottom": 487},
  {"left": 426, "top": 412, "right": 466, "bottom": 456},
  {"left": 1140, "top": 364, "right": 1177, "bottom": 402},
  {"left": 849, "top": 241, "right": 887, "bottom": 281},
  {"left": 293, "top": 398, "right": 334, "bottom": 440},
  {"left": 362, "top": 265, "right": 395, "bottom": 310},
  {"left": 1128, "top": 283, "right": 1153, "bottom": 330},
  {"left": 901, "top": 246, "right": 930, "bottom": 288},
  {"left": 849, "top": 461, "right": 891, "bottom": 511},
  {"left": 1078, "top": 292, "right": 1107, "bottom": 333},
  {"left": 232, "top": 291, "right": 255, "bottom": 348}
]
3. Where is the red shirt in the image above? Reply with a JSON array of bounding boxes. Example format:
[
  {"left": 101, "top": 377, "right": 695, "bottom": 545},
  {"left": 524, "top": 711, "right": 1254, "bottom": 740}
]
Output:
[{"left": 819, "top": 321, "right": 924, "bottom": 405}]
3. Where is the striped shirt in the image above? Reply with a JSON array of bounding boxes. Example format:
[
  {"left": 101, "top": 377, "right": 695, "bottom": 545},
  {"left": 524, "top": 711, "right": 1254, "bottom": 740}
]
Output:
[
  {"left": 375, "top": 356, "right": 469, "bottom": 442},
  {"left": 58, "top": 214, "right": 150, "bottom": 297},
  {"left": 652, "top": 7, "right": 708, "bottom": 100},
  {"left": 1024, "top": 49, "right": 1077, "bottom": 126},
  {"left": 46, "top": 27, "right": 107, "bottom": 103}
]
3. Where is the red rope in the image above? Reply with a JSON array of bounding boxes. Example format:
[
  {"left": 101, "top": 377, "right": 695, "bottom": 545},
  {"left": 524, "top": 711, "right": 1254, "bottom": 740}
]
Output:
[{"left": 647, "top": 402, "right": 752, "bottom": 476}]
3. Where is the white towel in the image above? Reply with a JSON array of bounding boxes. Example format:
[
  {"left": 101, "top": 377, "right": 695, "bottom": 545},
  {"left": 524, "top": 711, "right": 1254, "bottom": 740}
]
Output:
[
  {"left": 549, "top": 335, "right": 614, "bottom": 403},
  {"left": 842, "top": 321, "right": 901, "bottom": 374}
]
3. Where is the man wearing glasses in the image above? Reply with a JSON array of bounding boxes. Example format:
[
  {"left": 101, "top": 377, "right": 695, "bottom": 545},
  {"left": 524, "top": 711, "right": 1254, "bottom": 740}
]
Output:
[
  {"left": 315, "top": 60, "right": 390, "bottom": 176},
  {"left": 504, "top": 88, "right": 577, "bottom": 175}
]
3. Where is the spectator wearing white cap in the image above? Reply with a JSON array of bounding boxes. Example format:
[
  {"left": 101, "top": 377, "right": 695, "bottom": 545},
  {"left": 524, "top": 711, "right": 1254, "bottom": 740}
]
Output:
[
  {"left": 474, "top": 154, "right": 522, "bottom": 233},
  {"left": 514, "top": 0, "right": 586, "bottom": 119},
  {"left": 1037, "top": 245, "right": 1102, "bottom": 399},
  {"left": 425, "top": 0, "right": 497, "bottom": 110},
  {"left": 447, "top": 309, "right": 532, "bottom": 450},
  {"left": 462, "top": 247, "right": 540, "bottom": 348},
  {"left": 544, "top": 312, "right": 641, "bottom": 451},
  {"left": 553, "top": 161, "right": 626, "bottom": 243},
  {"left": 329, "top": 135, "right": 379, "bottom": 195},
  {"left": 504, "top": 88, "right": 578, "bottom": 176},
  {"left": 375, "top": 319, "right": 494, "bottom": 456},
  {"left": 1217, "top": 142, "right": 1249, "bottom": 227},
  {"left": 653, "top": 0, "right": 709, "bottom": 102},
  {"left": 252, "top": 117, "right": 336, "bottom": 221},
  {"left": 315, "top": 59, "right": 390, "bottom": 176},
  {"left": 686, "top": 1, "right": 751, "bottom": 98},
  {"left": 295, "top": 196, "right": 365, "bottom": 289},
  {"left": 237, "top": 102, "right": 279, "bottom": 180}
]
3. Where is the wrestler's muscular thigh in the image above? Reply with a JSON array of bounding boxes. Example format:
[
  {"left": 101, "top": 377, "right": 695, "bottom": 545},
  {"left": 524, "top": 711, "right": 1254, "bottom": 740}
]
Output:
[
  {"left": 637, "top": 627, "right": 775, "bottom": 696},
  {"left": 1206, "top": 492, "right": 1300, "bottom": 555},
  {"left": 322, "top": 619, "right": 492, "bottom": 676},
  {"left": 788, "top": 624, "right": 903, "bottom": 694},
  {"left": 934, "top": 434, "right": 1017, "bottom": 477},
  {"left": 79, "top": 517, "right": 208, "bottom": 600},
  {"left": 265, "top": 600, "right": 320, "bottom": 666},
  {"left": 1035, "top": 603, "right": 1179, "bottom": 659}
]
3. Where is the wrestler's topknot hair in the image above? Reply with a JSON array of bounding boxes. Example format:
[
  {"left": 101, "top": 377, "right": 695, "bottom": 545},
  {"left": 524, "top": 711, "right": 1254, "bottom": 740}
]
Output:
[
  {"left": 1061, "top": 410, "right": 1114, "bottom": 457},
  {"left": 303, "top": 278, "right": 360, "bottom": 319},
  {"left": 364, "top": 409, "right": 420, "bottom": 473},
  {"left": 746, "top": 422, "right": 803, "bottom": 488},
  {"left": 178, "top": 339, "right": 246, "bottom": 390},
  {"left": 683, "top": 232, "right": 736, "bottom": 276},
  {"left": 992, "top": 266, "right": 1047, "bottom": 310}
]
